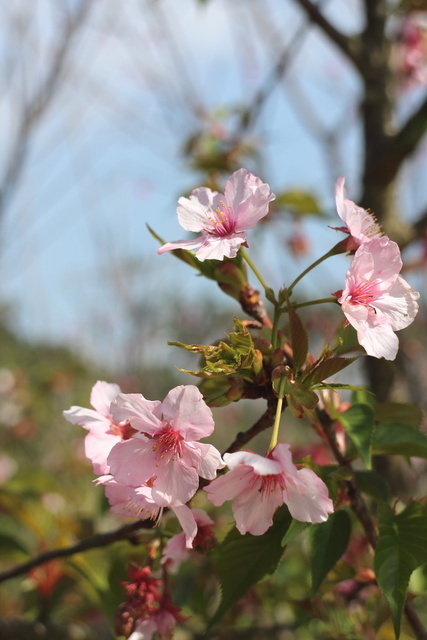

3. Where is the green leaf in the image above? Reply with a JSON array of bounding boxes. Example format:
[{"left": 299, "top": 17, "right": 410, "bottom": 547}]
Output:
[
  {"left": 274, "top": 190, "right": 323, "bottom": 217},
  {"left": 372, "top": 422, "right": 427, "bottom": 459},
  {"left": 302, "top": 356, "right": 359, "bottom": 386},
  {"left": 338, "top": 404, "right": 375, "bottom": 469},
  {"left": 209, "top": 506, "right": 292, "bottom": 628},
  {"left": 281, "top": 519, "right": 309, "bottom": 546},
  {"left": 375, "top": 502, "right": 427, "bottom": 638},
  {"left": 308, "top": 510, "right": 352, "bottom": 595},
  {"left": 374, "top": 403, "right": 422, "bottom": 428},
  {"left": 354, "top": 470, "right": 389, "bottom": 501},
  {"left": 288, "top": 306, "right": 309, "bottom": 373}
]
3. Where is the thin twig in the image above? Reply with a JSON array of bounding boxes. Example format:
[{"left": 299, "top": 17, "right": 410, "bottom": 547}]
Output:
[
  {"left": 293, "top": 0, "right": 362, "bottom": 71},
  {"left": 0, "top": 518, "right": 155, "bottom": 584}
]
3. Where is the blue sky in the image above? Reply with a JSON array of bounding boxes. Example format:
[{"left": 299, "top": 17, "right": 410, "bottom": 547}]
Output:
[{"left": 0, "top": 0, "right": 424, "bottom": 369}]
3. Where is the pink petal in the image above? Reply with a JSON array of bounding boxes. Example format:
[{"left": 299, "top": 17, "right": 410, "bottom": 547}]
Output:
[
  {"left": 108, "top": 439, "right": 157, "bottom": 487},
  {"left": 62, "top": 406, "right": 110, "bottom": 429},
  {"left": 151, "top": 457, "right": 200, "bottom": 507},
  {"left": 224, "top": 450, "right": 282, "bottom": 475},
  {"left": 90, "top": 381, "right": 121, "bottom": 416},
  {"left": 171, "top": 504, "right": 198, "bottom": 548},
  {"left": 162, "top": 385, "right": 215, "bottom": 440},
  {"left": 204, "top": 467, "right": 255, "bottom": 506},
  {"left": 283, "top": 468, "right": 334, "bottom": 523},
  {"left": 177, "top": 187, "right": 221, "bottom": 232},
  {"left": 373, "top": 275, "right": 420, "bottom": 330},
  {"left": 184, "top": 441, "right": 224, "bottom": 479},
  {"left": 111, "top": 393, "right": 163, "bottom": 435},
  {"left": 232, "top": 480, "right": 284, "bottom": 535},
  {"left": 195, "top": 234, "right": 247, "bottom": 261},
  {"left": 85, "top": 430, "right": 121, "bottom": 475},
  {"left": 157, "top": 236, "right": 204, "bottom": 255},
  {"left": 358, "top": 322, "right": 399, "bottom": 360}
]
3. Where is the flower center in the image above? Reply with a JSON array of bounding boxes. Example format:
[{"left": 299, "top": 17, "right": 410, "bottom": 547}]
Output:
[
  {"left": 259, "top": 473, "right": 285, "bottom": 497},
  {"left": 360, "top": 212, "right": 382, "bottom": 239},
  {"left": 345, "top": 279, "right": 381, "bottom": 311},
  {"left": 205, "top": 201, "right": 236, "bottom": 237},
  {"left": 152, "top": 424, "right": 183, "bottom": 462}
]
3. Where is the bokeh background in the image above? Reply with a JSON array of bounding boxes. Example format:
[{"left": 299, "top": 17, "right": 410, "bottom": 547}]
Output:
[{"left": 1, "top": 1, "right": 427, "bottom": 638}]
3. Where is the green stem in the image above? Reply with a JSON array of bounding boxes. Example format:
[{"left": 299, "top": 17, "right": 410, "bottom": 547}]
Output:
[
  {"left": 268, "top": 376, "right": 287, "bottom": 453},
  {"left": 240, "top": 247, "right": 270, "bottom": 293},
  {"left": 293, "top": 297, "right": 338, "bottom": 310},
  {"left": 271, "top": 305, "right": 282, "bottom": 350},
  {"left": 287, "top": 243, "right": 343, "bottom": 294}
]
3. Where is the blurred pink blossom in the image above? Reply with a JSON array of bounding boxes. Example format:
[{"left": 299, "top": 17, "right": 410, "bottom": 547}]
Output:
[
  {"left": 158, "top": 168, "right": 275, "bottom": 261},
  {"left": 161, "top": 508, "right": 214, "bottom": 573}
]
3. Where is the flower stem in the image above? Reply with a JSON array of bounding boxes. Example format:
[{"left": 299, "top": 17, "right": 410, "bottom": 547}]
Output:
[
  {"left": 271, "top": 305, "right": 282, "bottom": 350},
  {"left": 240, "top": 247, "right": 270, "bottom": 293},
  {"left": 268, "top": 376, "right": 287, "bottom": 453},
  {"left": 293, "top": 297, "right": 338, "bottom": 310},
  {"left": 287, "top": 243, "right": 343, "bottom": 294}
]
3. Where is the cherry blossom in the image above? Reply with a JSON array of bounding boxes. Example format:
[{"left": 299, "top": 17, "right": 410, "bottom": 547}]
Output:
[
  {"left": 107, "top": 385, "right": 224, "bottom": 507},
  {"left": 334, "top": 176, "right": 382, "bottom": 249},
  {"left": 157, "top": 168, "right": 275, "bottom": 261},
  {"left": 115, "top": 566, "right": 185, "bottom": 640},
  {"left": 98, "top": 475, "right": 199, "bottom": 548},
  {"left": 335, "top": 237, "right": 420, "bottom": 360},
  {"left": 204, "top": 443, "right": 333, "bottom": 535},
  {"left": 63, "top": 381, "right": 136, "bottom": 475},
  {"left": 161, "top": 508, "right": 214, "bottom": 573}
]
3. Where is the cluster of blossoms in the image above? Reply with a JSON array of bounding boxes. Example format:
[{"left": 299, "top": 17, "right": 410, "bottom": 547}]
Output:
[
  {"left": 64, "top": 167, "right": 420, "bottom": 636},
  {"left": 333, "top": 177, "right": 419, "bottom": 360}
]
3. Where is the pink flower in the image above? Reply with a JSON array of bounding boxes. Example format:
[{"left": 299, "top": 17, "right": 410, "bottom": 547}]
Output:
[
  {"left": 115, "top": 566, "right": 185, "bottom": 640},
  {"left": 107, "top": 385, "right": 224, "bottom": 507},
  {"left": 204, "top": 443, "right": 333, "bottom": 535},
  {"left": 335, "top": 237, "right": 420, "bottom": 360},
  {"left": 157, "top": 168, "right": 275, "bottom": 261},
  {"left": 99, "top": 475, "right": 199, "bottom": 548},
  {"left": 128, "top": 597, "right": 185, "bottom": 640},
  {"left": 161, "top": 508, "right": 214, "bottom": 573},
  {"left": 334, "top": 176, "right": 382, "bottom": 249},
  {"left": 63, "top": 381, "right": 136, "bottom": 475}
]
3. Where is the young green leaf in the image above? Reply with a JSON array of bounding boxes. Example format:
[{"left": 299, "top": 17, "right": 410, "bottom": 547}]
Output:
[
  {"left": 288, "top": 306, "right": 309, "bottom": 373},
  {"left": 209, "top": 506, "right": 292, "bottom": 628},
  {"left": 302, "top": 356, "right": 359, "bottom": 386},
  {"left": 308, "top": 510, "right": 352, "bottom": 595},
  {"left": 375, "top": 502, "right": 427, "bottom": 639},
  {"left": 353, "top": 470, "right": 389, "bottom": 501},
  {"left": 338, "top": 404, "right": 375, "bottom": 469}
]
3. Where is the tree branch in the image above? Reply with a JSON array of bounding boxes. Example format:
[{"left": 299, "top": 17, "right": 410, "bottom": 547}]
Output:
[
  {"left": 293, "top": 0, "right": 362, "bottom": 71},
  {"left": 224, "top": 399, "right": 278, "bottom": 454},
  {"left": 0, "top": 518, "right": 155, "bottom": 585}
]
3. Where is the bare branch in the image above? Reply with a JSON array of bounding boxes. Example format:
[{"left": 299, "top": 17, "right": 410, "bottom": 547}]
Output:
[
  {"left": 224, "top": 399, "right": 278, "bottom": 454},
  {"left": 0, "top": 0, "right": 95, "bottom": 219},
  {"left": 293, "top": 0, "right": 362, "bottom": 71},
  {"left": 0, "top": 518, "right": 155, "bottom": 584}
]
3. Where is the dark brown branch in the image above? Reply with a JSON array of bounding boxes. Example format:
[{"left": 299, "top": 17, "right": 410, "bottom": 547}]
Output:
[
  {"left": 0, "top": 518, "right": 155, "bottom": 585},
  {"left": 293, "top": 0, "right": 362, "bottom": 71},
  {"left": 224, "top": 398, "right": 278, "bottom": 454},
  {"left": 379, "top": 94, "right": 427, "bottom": 186}
]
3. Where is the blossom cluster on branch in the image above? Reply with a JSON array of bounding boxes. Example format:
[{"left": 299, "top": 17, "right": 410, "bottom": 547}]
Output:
[{"left": 61, "top": 168, "right": 422, "bottom": 640}]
